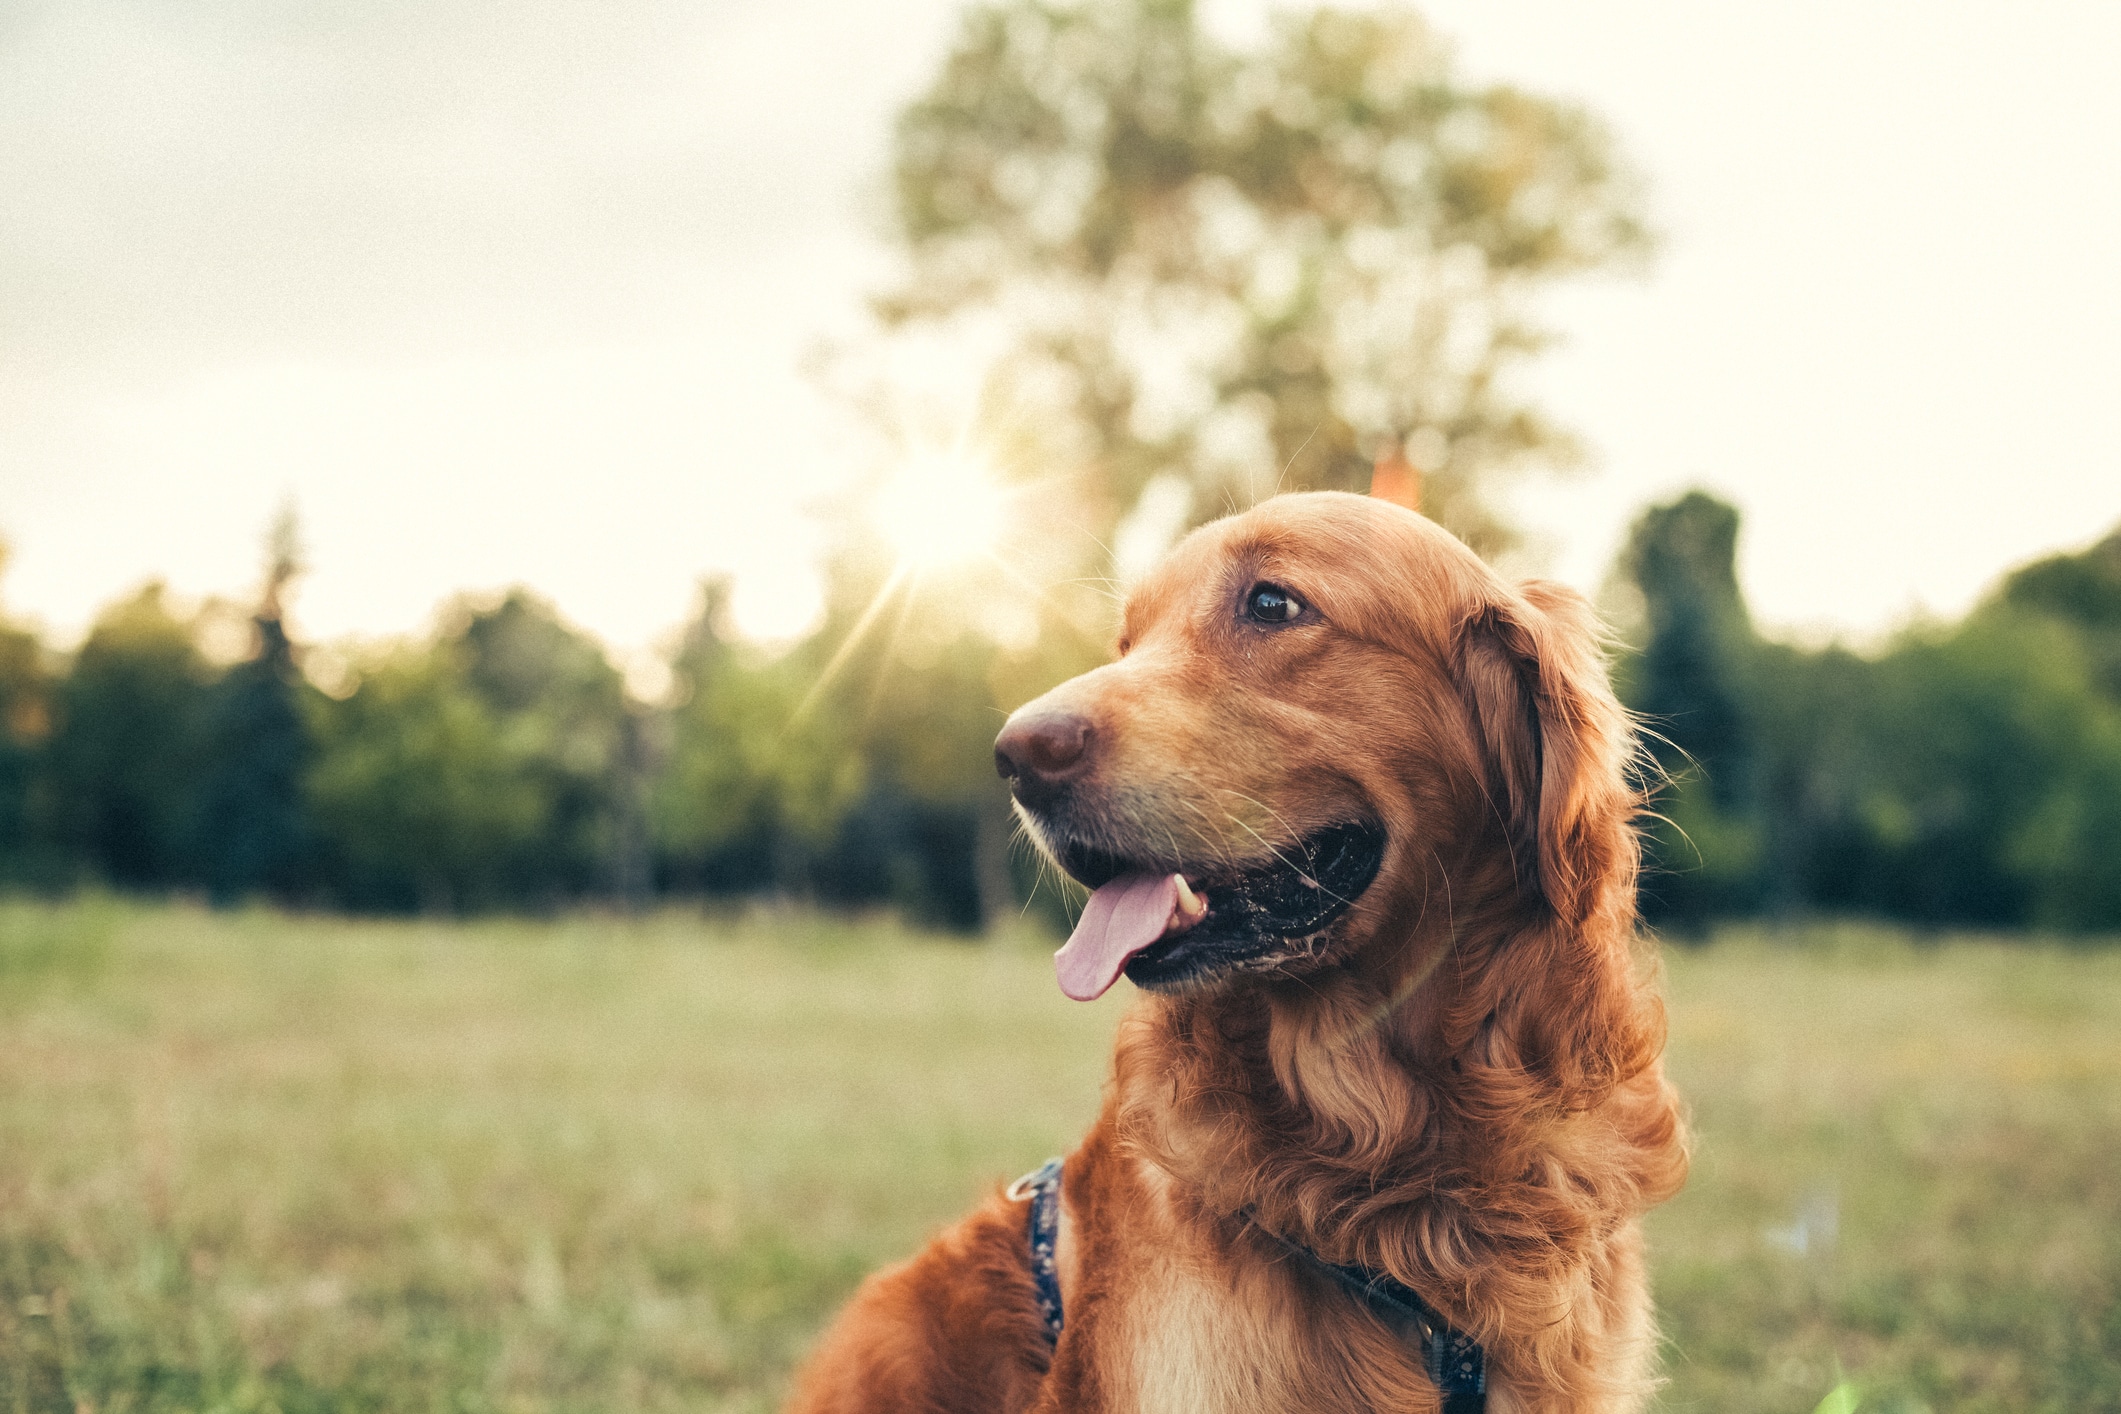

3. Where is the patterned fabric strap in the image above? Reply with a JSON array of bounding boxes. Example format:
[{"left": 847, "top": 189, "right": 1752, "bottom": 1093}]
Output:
[{"left": 1006, "top": 1157, "right": 1066, "bottom": 1342}]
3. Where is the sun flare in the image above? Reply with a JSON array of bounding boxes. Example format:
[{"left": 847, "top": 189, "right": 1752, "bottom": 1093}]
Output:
[
  {"left": 874, "top": 447, "right": 1008, "bottom": 572},
  {"left": 797, "top": 439, "right": 1033, "bottom": 722}
]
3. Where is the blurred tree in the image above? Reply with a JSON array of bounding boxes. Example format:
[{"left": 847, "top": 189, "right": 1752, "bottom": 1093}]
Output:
[
  {"left": 0, "top": 543, "right": 55, "bottom": 883},
  {"left": 1839, "top": 605, "right": 2121, "bottom": 929},
  {"left": 651, "top": 580, "right": 863, "bottom": 897},
  {"left": 1621, "top": 492, "right": 1754, "bottom": 781},
  {"left": 2000, "top": 524, "right": 2121, "bottom": 700},
  {"left": 195, "top": 508, "right": 320, "bottom": 903},
  {"left": 1746, "top": 639, "right": 1877, "bottom": 917},
  {"left": 881, "top": 0, "right": 1646, "bottom": 556},
  {"left": 1616, "top": 497, "right": 2121, "bottom": 935},
  {"left": 817, "top": 609, "right": 1018, "bottom": 932},
  {"left": 1984, "top": 522, "right": 2121, "bottom": 927},
  {"left": 456, "top": 589, "right": 634, "bottom": 898},
  {"left": 307, "top": 590, "right": 631, "bottom": 911},
  {"left": 306, "top": 644, "right": 545, "bottom": 912},
  {"left": 1616, "top": 491, "right": 1764, "bottom": 927},
  {"left": 45, "top": 584, "right": 215, "bottom": 888}
]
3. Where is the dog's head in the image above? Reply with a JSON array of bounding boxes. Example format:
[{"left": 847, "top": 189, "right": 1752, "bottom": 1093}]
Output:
[{"left": 997, "top": 491, "right": 1638, "bottom": 1001}]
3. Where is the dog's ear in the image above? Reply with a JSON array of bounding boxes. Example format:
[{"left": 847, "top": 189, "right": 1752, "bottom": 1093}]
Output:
[{"left": 1454, "top": 581, "right": 1637, "bottom": 923}]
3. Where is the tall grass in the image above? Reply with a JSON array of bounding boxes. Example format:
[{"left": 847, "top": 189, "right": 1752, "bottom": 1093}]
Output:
[{"left": 0, "top": 902, "right": 2115, "bottom": 1412}]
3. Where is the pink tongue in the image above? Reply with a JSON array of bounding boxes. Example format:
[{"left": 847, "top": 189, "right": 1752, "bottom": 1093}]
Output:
[{"left": 1054, "top": 872, "right": 1183, "bottom": 1002}]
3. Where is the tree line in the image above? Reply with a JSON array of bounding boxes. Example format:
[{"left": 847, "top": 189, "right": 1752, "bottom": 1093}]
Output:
[
  {"left": 0, "top": 527, "right": 1021, "bottom": 930},
  {"left": 1625, "top": 494, "right": 2121, "bottom": 935},
  {"left": 7, "top": 0, "right": 2114, "bottom": 933},
  {"left": 1, "top": 493, "right": 2116, "bottom": 935}
]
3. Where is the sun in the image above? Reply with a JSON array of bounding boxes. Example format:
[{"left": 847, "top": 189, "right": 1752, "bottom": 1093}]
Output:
[
  {"left": 873, "top": 447, "right": 1009, "bottom": 572},
  {"left": 796, "top": 440, "right": 1030, "bottom": 721}
]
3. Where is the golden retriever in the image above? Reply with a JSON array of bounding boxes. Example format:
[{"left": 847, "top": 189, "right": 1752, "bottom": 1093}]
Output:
[{"left": 787, "top": 491, "right": 1687, "bottom": 1413}]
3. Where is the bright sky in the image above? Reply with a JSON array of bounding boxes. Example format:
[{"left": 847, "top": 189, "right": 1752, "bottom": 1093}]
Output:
[{"left": 3, "top": 1, "right": 2117, "bottom": 663}]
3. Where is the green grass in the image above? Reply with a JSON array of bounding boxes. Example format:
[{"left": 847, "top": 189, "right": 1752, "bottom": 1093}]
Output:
[
  {"left": 0, "top": 902, "right": 2116, "bottom": 1413},
  {"left": 1655, "top": 923, "right": 2121, "bottom": 1413}
]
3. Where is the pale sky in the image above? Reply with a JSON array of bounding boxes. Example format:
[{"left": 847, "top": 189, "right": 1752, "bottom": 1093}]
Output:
[{"left": 3, "top": 0, "right": 2117, "bottom": 667}]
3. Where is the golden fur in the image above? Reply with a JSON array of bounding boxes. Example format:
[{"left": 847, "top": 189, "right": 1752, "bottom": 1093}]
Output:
[{"left": 787, "top": 492, "right": 1688, "bottom": 1413}]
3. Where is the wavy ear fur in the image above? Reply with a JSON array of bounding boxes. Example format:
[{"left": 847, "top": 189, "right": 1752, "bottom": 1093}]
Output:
[
  {"left": 1450, "top": 580, "right": 1659, "bottom": 1117},
  {"left": 1455, "top": 580, "right": 1640, "bottom": 927}
]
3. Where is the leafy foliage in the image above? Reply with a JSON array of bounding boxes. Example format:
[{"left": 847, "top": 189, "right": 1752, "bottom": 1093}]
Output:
[
  {"left": 308, "top": 636, "right": 554, "bottom": 912},
  {"left": 309, "top": 590, "right": 634, "bottom": 912},
  {"left": 651, "top": 582, "right": 862, "bottom": 895},
  {"left": 2001, "top": 525, "right": 2121, "bottom": 698},
  {"left": 42, "top": 583, "right": 216, "bottom": 888},
  {"left": 1622, "top": 492, "right": 2121, "bottom": 933},
  {"left": 881, "top": 0, "right": 1646, "bottom": 554},
  {"left": 0, "top": 545, "right": 53, "bottom": 884}
]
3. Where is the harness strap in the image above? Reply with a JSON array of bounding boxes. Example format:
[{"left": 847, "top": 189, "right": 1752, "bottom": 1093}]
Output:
[
  {"left": 1006, "top": 1158, "right": 1066, "bottom": 1341},
  {"left": 1242, "top": 1211, "right": 1487, "bottom": 1413},
  {"left": 1007, "top": 1161, "right": 1486, "bottom": 1412}
]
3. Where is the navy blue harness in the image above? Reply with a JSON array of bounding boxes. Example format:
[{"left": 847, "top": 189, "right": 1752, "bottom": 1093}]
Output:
[
  {"left": 1009, "top": 1158, "right": 1486, "bottom": 1412},
  {"left": 1006, "top": 1158, "right": 1068, "bottom": 1337}
]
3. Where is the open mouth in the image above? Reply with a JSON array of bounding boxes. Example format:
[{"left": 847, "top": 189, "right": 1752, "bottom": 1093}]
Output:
[{"left": 1049, "top": 821, "right": 1387, "bottom": 999}]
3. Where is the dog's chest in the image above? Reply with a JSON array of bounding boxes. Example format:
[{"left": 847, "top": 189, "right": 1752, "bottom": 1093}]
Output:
[
  {"left": 1092, "top": 1242, "right": 1476, "bottom": 1414},
  {"left": 1110, "top": 1258, "right": 1294, "bottom": 1413}
]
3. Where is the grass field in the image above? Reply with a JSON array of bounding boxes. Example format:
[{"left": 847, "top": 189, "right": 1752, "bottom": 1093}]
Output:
[{"left": 1, "top": 902, "right": 2117, "bottom": 1414}]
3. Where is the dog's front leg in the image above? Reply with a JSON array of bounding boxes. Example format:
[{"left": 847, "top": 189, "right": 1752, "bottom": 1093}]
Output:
[{"left": 782, "top": 1191, "right": 1055, "bottom": 1414}]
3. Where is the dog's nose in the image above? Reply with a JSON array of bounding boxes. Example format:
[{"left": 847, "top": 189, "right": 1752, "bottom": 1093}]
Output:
[{"left": 994, "top": 712, "right": 1093, "bottom": 806}]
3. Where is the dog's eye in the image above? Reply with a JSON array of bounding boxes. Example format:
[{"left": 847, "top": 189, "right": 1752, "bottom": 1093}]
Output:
[{"left": 1245, "top": 583, "right": 1303, "bottom": 624}]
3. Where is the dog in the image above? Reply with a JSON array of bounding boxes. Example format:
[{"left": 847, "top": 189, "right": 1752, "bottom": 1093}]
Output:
[{"left": 787, "top": 491, "right": 1687, "bottom": 1413}]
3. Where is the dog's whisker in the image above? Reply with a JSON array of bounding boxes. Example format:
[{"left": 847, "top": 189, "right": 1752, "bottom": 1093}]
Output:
[{"left": 1216, "top": 795, "right": 1366, "bottom": 908}]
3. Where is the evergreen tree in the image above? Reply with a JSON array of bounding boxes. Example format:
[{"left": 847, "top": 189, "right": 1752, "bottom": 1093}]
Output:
[
  {"left": 1617, "top": 491, "right": 1764, "bottom": 927},
  {"left": 196, "top": 508, "right": 319, "bottom": 903}
]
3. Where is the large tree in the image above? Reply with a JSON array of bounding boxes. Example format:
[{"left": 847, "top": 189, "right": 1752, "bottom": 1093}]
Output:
[{"left": 878, "top": 0, "right": 1646, "bottom": 558}]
